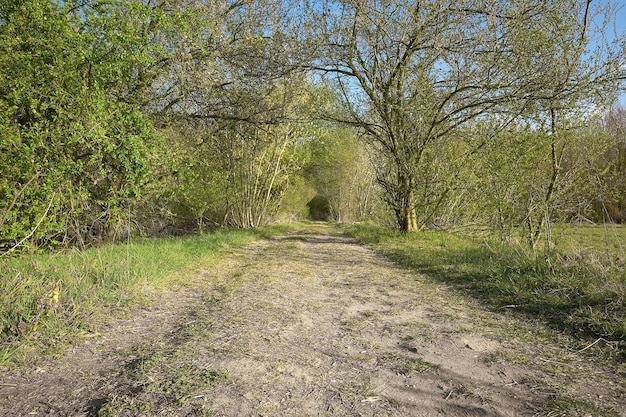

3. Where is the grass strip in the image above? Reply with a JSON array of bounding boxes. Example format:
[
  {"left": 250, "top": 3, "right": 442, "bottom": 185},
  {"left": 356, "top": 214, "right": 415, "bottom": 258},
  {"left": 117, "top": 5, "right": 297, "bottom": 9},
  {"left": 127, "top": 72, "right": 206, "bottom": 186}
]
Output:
[
  {"left": 346, "top": 224, "right": 626, "bottom": 356},
  {"left": 0, "top": 224, "right": 300, "bottom": 366}
]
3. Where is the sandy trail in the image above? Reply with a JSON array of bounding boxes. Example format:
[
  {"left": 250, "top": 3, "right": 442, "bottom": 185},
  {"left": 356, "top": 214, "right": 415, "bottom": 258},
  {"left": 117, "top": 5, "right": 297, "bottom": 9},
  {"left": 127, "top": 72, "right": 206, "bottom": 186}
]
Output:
[{"left": 0, "top": 224, "right": 623, "bottom": 416}]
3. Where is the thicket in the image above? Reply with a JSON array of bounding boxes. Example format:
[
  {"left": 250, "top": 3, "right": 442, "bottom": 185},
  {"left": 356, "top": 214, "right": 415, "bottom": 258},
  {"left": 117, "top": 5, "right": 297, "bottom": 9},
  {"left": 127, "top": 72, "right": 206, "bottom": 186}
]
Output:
[
  {"left": 0, "top": 0, "right": 157, "bottom": 250},
  {"left": 1, "top": 0, "right": 625, "bottom": 255},
  {"left": 0, "top": 0, "right": 318, "bottom": 252}
]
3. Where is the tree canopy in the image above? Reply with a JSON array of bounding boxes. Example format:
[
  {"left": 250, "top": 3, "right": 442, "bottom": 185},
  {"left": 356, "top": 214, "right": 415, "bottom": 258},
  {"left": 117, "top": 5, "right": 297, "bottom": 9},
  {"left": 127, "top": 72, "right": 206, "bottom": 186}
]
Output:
[{"left": 1, "top": 0, "right": 625, "bottom": 252}]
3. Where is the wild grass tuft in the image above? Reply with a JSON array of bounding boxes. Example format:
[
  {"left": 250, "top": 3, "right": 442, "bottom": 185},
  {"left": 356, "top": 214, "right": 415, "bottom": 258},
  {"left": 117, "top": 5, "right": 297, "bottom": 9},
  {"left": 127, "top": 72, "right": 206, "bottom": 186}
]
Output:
[
  {"left": 0, "top": 225, "right": 299, "bottom": 366},
  {"left": 347, "top": 224, "right": 626, "bottom": 355},
  {"left": 380, "top": 352, "right": 437, "bottom": 374}
]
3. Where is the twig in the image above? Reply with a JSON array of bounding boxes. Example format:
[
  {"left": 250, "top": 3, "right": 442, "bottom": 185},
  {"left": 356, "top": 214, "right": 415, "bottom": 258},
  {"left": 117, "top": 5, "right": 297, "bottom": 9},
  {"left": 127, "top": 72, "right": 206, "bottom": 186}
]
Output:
[
  {"left": 0, "top": 172, "right": 39, "bottom": 231},
  {"left": 361, "top": 396, "right": 381, "bottom": 403},
  {"left": 0, "top": 192, "right": 56, "bottom": 258},
  {"left": 538, "top": 357, "right": 567, "bottom": 365},
  {"left": 444, "top": 390, "right": 454, "bottom": 400},
  {"left": 577, "top": 337, "right": 609, "bottom": 353}
]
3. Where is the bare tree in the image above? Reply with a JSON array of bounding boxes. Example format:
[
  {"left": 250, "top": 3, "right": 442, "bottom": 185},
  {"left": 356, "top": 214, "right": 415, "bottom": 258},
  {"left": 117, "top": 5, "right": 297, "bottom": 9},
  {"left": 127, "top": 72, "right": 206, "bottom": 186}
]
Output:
[{"left": 313, "top": 0, "right": 625, "bottom": 232}]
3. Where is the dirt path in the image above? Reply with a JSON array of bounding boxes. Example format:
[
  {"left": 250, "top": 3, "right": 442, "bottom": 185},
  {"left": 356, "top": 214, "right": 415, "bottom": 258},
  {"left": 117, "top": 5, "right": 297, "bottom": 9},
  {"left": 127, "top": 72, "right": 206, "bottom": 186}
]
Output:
[{"left": 1, "top": 224, "right": 624, "bottom": 416}]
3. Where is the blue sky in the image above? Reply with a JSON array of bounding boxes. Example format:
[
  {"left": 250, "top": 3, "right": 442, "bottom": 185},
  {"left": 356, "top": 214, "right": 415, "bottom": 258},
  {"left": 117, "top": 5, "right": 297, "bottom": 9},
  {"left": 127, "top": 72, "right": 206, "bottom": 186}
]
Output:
[{"left": 606, "top": 1, "right": 626, "bottom": 106}]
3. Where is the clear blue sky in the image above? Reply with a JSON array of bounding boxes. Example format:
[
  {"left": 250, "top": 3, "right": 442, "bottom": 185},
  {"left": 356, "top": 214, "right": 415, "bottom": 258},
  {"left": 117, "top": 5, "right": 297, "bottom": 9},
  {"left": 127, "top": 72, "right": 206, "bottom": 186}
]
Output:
[{"left": 606, "top": 1, "right": 626, "bottom": 106}]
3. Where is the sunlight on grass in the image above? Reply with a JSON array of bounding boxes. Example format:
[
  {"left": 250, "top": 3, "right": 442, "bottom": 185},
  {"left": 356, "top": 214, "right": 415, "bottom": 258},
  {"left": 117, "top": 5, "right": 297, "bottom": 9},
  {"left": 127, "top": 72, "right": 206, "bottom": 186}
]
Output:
[
  {"left": 0, "top": 224, "right": 301, "bottom": 366},
  {"left": 347, "top": 224, "right": 626, "bottom": 354},
  {"left": 554, "top": 224, "right": 626, "bottom": 259}
]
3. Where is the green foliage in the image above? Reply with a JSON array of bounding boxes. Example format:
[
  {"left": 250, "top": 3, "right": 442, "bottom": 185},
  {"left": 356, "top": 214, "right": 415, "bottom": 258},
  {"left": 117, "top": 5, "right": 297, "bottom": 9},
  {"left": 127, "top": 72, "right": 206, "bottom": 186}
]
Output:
[
  {"left": 0, "top": 0, "right": 624, "bottom": 267},
  {"left": 307, "top": 194, "right": 331, "bottom": 221},
  {"left": 0, "top": 0, "right": 160, "bottom": 249},
  {"left": 277, "top": 174, "right": 317, "bottom": 221},
  {"left": 347, "top": 224, "right": 626, "bottom": 353},
  {"left": 153, "top": 126, "right": 231, "bottom": 231},
  {"left": 303, "top": 125, "right": 381, "bottom": 222},
  {"left": 594, "top": 106, "right": 626, "bottom": 223},
  {"left": 166, "top": 73, "right": 319, "bottom": 229},
  {"left": 429, "top": 114, "right": 616, "bottom": 247},
  {"left": 315, "top": 0, "right": 624, "bottom": 232}
]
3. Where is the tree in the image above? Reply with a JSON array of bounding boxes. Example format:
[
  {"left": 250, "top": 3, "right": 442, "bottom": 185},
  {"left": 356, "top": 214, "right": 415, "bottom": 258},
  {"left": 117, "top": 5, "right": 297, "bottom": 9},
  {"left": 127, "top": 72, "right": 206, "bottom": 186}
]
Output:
[
  {"left": 314, "top": 0, "right": 625, "bottom": 232},
  {"left": 467, "top": 118, "right": 607, "bottom": 245},
  {"left": 153, "top": 0, "right": 318, "bottom": 229},
  {"left": 594, "top": 105, "right": 626, "bottom": 222},
  {"left": 161, "top": 71, "right": 316, "bottom": 229},
  {"left": 511, "top": 0, "right": 623, "bottom": 247}
]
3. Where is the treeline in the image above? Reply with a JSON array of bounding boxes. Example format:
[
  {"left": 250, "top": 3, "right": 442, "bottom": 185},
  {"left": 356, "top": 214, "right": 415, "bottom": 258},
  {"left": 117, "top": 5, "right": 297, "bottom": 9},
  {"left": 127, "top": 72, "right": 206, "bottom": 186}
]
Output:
[
  {"left": 1, "top": 0, "right": 625, "bottom": 253},
  {"left": 0, "top": 0, "right": 319, "bottom": 250}
]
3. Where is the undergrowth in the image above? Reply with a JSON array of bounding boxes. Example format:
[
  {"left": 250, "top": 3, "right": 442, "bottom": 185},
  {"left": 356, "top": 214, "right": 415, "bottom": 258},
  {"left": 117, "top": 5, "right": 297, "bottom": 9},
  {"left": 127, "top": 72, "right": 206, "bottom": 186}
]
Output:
[
  {"left": 346, "top": 224, "right": 626, "bottom": 356},
  {"left": 0, "top": 224, "right": 300, "bottom": 366}
]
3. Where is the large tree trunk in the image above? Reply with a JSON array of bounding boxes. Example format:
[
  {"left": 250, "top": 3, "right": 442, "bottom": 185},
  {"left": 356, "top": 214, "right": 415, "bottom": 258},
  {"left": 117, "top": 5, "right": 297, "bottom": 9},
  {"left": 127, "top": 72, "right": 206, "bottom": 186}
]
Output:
[{"left": 403, "top": 204, "right": 418, "bottom": 232}]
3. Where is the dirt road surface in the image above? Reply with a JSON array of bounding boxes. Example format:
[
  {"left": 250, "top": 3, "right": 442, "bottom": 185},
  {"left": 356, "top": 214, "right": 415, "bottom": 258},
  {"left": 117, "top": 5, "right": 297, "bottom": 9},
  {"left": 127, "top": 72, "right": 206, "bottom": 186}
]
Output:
[{"left": 1, "top": 224, "right": 624, "bottom": 416}]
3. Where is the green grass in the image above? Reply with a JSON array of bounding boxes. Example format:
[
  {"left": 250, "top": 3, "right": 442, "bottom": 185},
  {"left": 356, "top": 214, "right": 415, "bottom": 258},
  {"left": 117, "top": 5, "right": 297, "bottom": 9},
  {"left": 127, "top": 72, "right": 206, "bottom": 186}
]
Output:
[
  {"left": 346, "top": 224, "right": 626, "bottom": 355},
  {"left": 0, "top": 224, "right": 301, "bottom": 366},
  {"left": 380, "top": 352, "right": 437, "bottom": 374},
  {"left": 96, "top": 341, "right": 229, "bottom": 416},
  {"left": 532, "top": 381, "right": 622, "bottom": 417},
  {"left": 552, "top": 224, "right": 626, "bottom": 261},
  {"left": 505, "top": 224, "right": 626, "bottom": 264}
]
